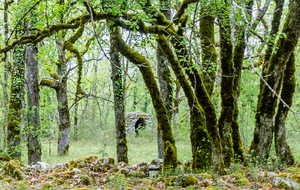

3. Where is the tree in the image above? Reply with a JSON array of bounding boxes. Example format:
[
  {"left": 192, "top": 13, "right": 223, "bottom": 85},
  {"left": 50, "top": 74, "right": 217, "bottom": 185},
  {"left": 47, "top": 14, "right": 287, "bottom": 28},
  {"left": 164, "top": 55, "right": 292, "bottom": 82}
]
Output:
[
  {"left": 7, "top": 9, "right": 25, "bottom": 159},
  {"left": 109, "top": 26, "right": 129, "bottom": 164},
  {"left": 250, "top": 0, "right": 300, "bottom": 160},
  {"left": 25, "top": 12, "right": 42, "bottom": 164},
  {"left": 157, "top": 0, "right": 173, "bottom": 160}
]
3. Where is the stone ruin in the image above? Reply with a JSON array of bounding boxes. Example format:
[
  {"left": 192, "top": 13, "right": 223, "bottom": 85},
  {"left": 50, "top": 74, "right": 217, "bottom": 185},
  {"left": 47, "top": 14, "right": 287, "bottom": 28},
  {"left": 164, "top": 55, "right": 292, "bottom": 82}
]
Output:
[{"left": 125, "top": 111, "right": 152, "bottom": 134}]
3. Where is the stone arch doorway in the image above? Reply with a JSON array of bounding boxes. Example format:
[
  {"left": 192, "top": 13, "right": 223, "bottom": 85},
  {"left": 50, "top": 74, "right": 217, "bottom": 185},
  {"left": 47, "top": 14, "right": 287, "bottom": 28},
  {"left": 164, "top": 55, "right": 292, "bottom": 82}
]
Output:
[{"left": 125, "top": 111, "right": 152, "bottom": 134}]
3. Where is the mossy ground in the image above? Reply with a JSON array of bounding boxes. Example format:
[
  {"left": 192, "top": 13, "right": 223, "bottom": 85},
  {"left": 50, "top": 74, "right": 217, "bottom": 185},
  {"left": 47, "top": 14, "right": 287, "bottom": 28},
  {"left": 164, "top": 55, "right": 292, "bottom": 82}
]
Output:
[{"left": 0, "top": 157, "right": 298, "bottom": 189}]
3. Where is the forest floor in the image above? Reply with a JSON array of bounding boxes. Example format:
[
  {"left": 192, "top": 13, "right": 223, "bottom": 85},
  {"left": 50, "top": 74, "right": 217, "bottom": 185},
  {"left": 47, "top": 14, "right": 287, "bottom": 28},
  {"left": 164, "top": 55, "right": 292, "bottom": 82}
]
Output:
[{"left": 0, "top": 154, "right": 299, "bottom": 190}]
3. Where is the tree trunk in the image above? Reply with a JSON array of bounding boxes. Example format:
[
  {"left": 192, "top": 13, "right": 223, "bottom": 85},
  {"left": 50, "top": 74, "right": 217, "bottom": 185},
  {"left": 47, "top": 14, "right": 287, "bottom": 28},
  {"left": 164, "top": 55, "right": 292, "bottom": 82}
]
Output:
[
  {"left": 173, "top": 80, "right": 180, "bottom": 136},
  {"left": 250, "top": 0, "right": 300, "bottom": 160},
  {"left": 157, "top": 34, "right": 211, "bottom": 170},
  {"left": 274, "top": 52, "right": 295, "bottom": 166},
  {"left": 231, "top": 1, "right": 253, "bottom": 163},
  {"left": 56, "top": 42, "right": 70, "bottom": 155},
  {"left": 74, "top": 102, "right": 78, "bottom": 141},
  {"left": 200, "top": 12, "right": 217, "bottom": 96},
  {"left": 170, "top": 27, "right": 224, "bottom": 171},
  {"left": 251, "top": 0, "right": 284, "bottom": 160},
  {"left": 218, "top": 7, "right": 235, "bottom": 166},
  {"left": 25, "top": 19, "right": 42, "bottom": 164},
  {"left": 7, "top": 24, "right": 25, "bottom": 159},
  {"left": 111, "top": 27, "right": 178, "bottom": 169},
  {"left": 2, "top": 0, "right": 11, "bottom": 150},
  {"left": 109, "top": 27, "right": 128, "bottom": 164}
]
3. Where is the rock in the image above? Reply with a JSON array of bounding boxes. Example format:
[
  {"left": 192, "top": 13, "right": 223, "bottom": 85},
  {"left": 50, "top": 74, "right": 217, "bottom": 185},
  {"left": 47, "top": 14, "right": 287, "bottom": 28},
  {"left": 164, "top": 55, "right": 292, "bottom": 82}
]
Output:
[
  {"left": 137, "top": 161, "right": 147, "bottom": 167},
  {"left": 13, "top": 168, "right": 28, "bottom": 180},
  {"left": 265, "top": 172, "right": 277, "bottom": 177},
  {"left": 273, "top": 177, "right": 299, "bottom": 190},
  {"left": 179, "top": 174, "right": 198, "bottom": 187},
  {"left": 150, "top": 159, "right": 163, "bottom": 165},
  {"left": 36, "top": 162, "right": 50, "bottom": 172},
  {"left": 69, "top": 155, "right": 98, "bottom": 170},
  {"left": 120, "top": 168, "right": 130, "bottom": 174},
  {"left": 100, "top": 157, "right": 115, "bottom": 167},
  {"left": 52, "top": 164, "right": 64, "bottom": 168},
  {"left": 148, "top": 164, "right": 160, "bottom": 170},
  {"left": 72, "top": 168, "right": 82, "bottom": 173},
  {"left": 117, "top": 161, "right": 127, "bottom": 168},
  {"left": 149, "top": 170, "right": 160, "bottom": 177},
  {"left": 235, "top": 178, "right": 249, "bottom": 186}
]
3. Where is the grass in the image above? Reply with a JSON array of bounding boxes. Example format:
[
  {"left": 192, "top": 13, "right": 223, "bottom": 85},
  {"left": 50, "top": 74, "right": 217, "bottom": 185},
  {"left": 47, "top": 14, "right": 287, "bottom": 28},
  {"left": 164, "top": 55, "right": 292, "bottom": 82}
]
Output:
[{"left": 20, "top": 127, "right": 192, "bottom": 166}]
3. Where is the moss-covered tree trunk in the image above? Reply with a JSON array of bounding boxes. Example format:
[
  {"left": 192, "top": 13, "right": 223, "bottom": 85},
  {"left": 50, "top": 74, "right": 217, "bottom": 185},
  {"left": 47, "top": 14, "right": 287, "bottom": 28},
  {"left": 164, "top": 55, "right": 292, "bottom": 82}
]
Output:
[
  {"left": 2, "top": 0, "right": 12, "bottom": 150},
  {"left": 231, "top": 1, "right": 253, "bottom": 162},
  {"left": 274, "top": 52, "right": 295, "bottom": 166},
  {"left": 56, "top": 45, "right": 70, "bottom": 155},
  {"left": 250, "top": 0, "right": 300, "bottom": 160},
  {"left": 170, "top": 26, "right": 224, "bottom": 171},
  {"left": 109, "top": 27, "right": 128, "bottom": 164},
  {"left": 157, "top": 0, "right": 173, "bottom": 159},
  {"left": 200, "top": 10, "right": 217, "bottom": 96},
  {"left": 25, "top": 18, "right": 42, "bottom": 164},
  {"left": 173, "top": 81, "right": 180, "bottom": 135},
  {"left": 251, "top": 0, "right": 284, "bottom": 159},
  {"left": 7, "top": 24, "right": 25, "bottom": 159},
  {"left": 217, "top": 5, "right": 235, "bottom": 166},
  {"left": 111, "top": 27, "right": 178, "bottom": 169},
  {"left": 157, "top": 34, "right": 211, "bottom": 170}
]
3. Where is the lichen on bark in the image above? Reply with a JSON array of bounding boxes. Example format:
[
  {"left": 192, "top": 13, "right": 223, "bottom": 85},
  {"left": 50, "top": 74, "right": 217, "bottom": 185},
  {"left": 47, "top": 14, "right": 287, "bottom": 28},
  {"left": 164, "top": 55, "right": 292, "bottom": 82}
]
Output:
[{"left": 274, "top": 52, "right": 295, "bottom": 166}]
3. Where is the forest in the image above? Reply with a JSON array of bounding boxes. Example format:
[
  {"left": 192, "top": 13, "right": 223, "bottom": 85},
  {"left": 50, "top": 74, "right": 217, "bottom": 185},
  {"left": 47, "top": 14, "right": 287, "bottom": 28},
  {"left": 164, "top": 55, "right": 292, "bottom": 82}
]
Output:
[{"left": 0, "top": 0, "right": 300, "bottom": 189}]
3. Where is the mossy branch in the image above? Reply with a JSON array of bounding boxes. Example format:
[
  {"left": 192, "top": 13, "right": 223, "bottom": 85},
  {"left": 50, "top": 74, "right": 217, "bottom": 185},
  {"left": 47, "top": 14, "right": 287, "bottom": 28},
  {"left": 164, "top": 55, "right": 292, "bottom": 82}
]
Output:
[
  {"left": 39, "top": 78, "right": 59, "bottom": 89},
  {"left": 173, "top": 0, "right": 198, "bottom": 24},
  {"left": 63, "top": 24, "right": 85, "bottom": 102}
]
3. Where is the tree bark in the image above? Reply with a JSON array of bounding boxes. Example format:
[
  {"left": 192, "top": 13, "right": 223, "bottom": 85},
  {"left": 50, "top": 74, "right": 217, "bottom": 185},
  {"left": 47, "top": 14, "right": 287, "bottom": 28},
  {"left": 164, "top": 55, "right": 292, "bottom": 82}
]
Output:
[
  {"left": 218, "top": 6, "right": 235, "bottom": 166},
  {"left": 200, "top": 11, "right": 217, "bottom": 96},
  {"left": 169, "top": 25, "right": 224, "bottom": 171},
  {"left": 250, "top": 0, "right": 300, "bottom": 160},
  {"left": 231, "top": 1, "right": 253, "bottom": 162},
  {"left": 7, "top": 23, "right": 25, "bottom": 159},
  {"left": 56, "top": 44, "right": 70, "bottom": 156},
  {"left": 25, "top": 18, "right": 42, "bottom": 164},
  {"left": 251, "top": 0, "right": 284, "bottom": 161},
  {"left": 111, "top": 27, "right": 178, "bottom": 169},
  {"left": 157, "top": 34, "right": 211, "bottom": 170},
  {"left": 109, "top": 26, "right": 128, "bottom": 164},
  {"left": 157, "top": 0, "right": 172, "bottom": 159},
  {"left": 173, "top": 80, "right": 181, "bottom": 136},
  {"left": 274, "top": 52, "right": 295, "bottom": 166}
]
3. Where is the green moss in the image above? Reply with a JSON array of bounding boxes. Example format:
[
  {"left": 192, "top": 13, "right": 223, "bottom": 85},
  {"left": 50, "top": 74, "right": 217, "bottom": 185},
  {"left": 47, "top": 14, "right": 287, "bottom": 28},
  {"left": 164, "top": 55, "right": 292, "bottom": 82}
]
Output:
[
  {"left": 80, "top": 175, "right": 92, "bottom": 185},
  {"left": 0, "top": 155, "right": 11, "bottom": 161},
  {"left": 3, "top": 160, "right": 23, "bottom": 176},
  {"left": 277, "top": 173, "right": 291, "bottom": 178},
  {"left": 200, "top": 12, "right": 217, "bottom": 96},
  {"left": 12, "top": 168, "right": 23, "bottom": 180},
  {"left": 69, "top": 155, "right": 98, "bottom": 170},
  {"left": 41, "top": 182, "right": 53, "bottom": 190},
  {"left": 3, "top": 177, "right": 13, "bottom": 183},
  {"left": 230, "top": 172, "right": 243, "bottom": 179},
  {"left": 179, "top": 174, "right": 198, "bottom": 187},
  {"left": 235, "top": 178, "right": 249, "bottom": 186},
  {"left": 198, "top": 173, "right": 213, "bottom": 179},
  {"left": 16, "top": 180, "right": 30, "bottom": 189}
]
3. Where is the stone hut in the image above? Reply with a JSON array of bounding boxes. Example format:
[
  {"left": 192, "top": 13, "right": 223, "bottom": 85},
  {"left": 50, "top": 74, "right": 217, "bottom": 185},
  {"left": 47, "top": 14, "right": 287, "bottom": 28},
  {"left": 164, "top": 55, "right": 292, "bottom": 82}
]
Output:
[{"left": 125, "top": 111, "right": 152, "bottom": 134}]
